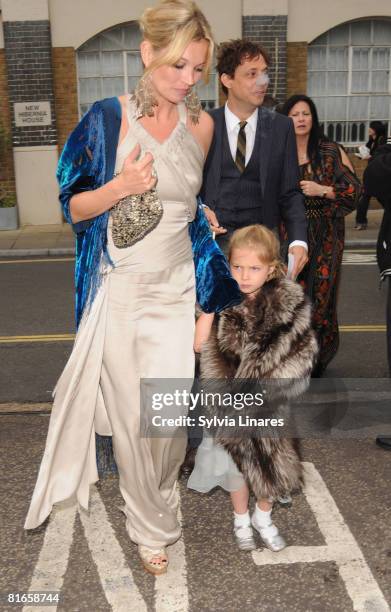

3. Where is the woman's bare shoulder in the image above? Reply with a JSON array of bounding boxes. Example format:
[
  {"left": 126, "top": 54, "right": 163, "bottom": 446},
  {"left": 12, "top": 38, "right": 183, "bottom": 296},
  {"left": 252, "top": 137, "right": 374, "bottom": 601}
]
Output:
[
  {"left": 118, "top": 94, "right": 129, "bottom": 109},
  {"left": 189, "top": 110, "right": 214, "bottom": 157},
  {"left": 338, "top": 146, "right": 354, "bottom": 172}
]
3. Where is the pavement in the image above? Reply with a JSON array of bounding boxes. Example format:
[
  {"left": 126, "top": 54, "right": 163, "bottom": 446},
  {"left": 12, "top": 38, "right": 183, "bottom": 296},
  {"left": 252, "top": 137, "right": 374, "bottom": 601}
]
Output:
[{"left": 0, "top": 209, "right": 384, "bottom": 256}]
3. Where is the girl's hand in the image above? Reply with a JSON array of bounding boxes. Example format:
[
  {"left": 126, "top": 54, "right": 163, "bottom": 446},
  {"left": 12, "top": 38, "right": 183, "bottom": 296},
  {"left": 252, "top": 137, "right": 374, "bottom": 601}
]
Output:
[
  {"left": 194, "top": 312, "right": 215, "bottom": 353},
  {"left": 300, "top": 180, "right": 325, "bottom": 198},
  {"left": 114, "top": 143, "right": 157, "bottom": 197}
]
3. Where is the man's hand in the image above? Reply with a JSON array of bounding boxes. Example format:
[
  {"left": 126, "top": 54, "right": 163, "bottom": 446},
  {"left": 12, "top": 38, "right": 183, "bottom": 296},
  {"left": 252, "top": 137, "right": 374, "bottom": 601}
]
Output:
[
  {"left": 288, "top": 245, "right": 308, "bottom": 279},
  {"left": 203, "top": 206, "right": 227, "bottom": 236}
]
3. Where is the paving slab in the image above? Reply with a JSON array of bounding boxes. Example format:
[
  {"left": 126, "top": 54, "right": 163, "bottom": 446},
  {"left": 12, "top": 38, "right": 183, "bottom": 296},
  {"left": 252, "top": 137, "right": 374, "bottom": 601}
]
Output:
[{"left": 21, "top": 224, "right": 65, "bottom": 234}]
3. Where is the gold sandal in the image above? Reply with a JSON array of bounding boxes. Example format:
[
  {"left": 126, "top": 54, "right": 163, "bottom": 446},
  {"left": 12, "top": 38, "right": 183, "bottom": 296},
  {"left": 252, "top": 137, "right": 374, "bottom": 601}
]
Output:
[{"left": 138, "top": 545, "right": 168, "bottom": 575}]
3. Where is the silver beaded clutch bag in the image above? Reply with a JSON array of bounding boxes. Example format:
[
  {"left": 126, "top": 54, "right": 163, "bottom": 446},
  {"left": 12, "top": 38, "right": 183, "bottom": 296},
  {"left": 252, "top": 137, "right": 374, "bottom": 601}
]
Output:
[{"left": 110, "top": 187, "right": 163, "bottom": 249}]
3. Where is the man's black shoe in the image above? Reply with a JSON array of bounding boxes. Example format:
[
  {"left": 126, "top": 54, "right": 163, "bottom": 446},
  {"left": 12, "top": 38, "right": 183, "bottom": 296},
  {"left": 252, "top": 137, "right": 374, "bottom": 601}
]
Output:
[
  {"left": 180, "top": 447, "right": 197, "bottom": 478},
  {"left": 375, "top": 436, "right": 391, "bottom": 450}
]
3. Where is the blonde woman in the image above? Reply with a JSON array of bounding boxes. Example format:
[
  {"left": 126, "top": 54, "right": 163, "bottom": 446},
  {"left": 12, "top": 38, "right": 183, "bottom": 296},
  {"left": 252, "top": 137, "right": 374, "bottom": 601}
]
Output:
[{"left": 24, "top": 0, "right": 240, "bottom": 574}]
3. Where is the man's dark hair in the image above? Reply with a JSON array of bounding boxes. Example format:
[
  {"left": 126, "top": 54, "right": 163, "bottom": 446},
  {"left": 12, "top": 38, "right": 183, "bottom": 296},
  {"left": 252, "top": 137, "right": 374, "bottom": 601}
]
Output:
[{"left": 216, "top": 39, "right": 270, "bottom": 96}]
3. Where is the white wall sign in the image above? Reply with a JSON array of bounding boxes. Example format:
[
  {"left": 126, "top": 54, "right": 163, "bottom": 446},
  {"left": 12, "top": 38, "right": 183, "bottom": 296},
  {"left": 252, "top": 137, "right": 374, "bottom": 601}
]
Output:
[{"left": 14, "top": 101, "right": 51, "bottom": 127}]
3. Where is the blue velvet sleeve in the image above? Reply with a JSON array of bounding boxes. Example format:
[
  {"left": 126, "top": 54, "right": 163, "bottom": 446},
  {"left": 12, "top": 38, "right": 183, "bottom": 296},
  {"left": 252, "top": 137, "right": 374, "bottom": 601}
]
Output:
[
  {"left": 190, "top": 200, "right": 242, "bottom": 313},
  {"left": 56, "top": 101, "right": 106, "bottom": 234}
]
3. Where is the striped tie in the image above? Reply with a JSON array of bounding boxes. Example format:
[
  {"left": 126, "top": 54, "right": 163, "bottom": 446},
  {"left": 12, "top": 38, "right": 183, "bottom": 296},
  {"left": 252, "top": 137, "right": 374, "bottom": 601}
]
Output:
[{"left": 235, "top": 120, "right": 247, "bottom": 173}]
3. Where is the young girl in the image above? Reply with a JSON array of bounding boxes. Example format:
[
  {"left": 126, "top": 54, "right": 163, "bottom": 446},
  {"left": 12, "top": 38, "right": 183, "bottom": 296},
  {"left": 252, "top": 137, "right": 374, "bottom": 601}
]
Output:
[{"left": 188, "top": 225, "right": 318, "bottom": 551}]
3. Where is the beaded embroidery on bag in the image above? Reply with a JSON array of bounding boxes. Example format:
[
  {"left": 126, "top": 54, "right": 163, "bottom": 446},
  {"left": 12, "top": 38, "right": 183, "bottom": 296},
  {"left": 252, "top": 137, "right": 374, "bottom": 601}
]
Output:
[{"left": 110, "top": 180, "right": 163, "bottom": 249}]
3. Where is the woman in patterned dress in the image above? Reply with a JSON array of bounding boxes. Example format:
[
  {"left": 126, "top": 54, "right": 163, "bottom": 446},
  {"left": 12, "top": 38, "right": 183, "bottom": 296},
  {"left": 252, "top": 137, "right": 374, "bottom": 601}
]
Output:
[{"left": 280, "top": 95, "right": 361, "bottom": 375}]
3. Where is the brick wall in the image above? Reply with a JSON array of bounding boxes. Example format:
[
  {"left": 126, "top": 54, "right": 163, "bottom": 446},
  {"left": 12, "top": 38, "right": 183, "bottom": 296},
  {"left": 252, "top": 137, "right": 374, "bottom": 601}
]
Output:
[
  {"left": 243, "top": 15, "right": 287, "bottom": 103},
  {"left": 0, "top": 49, "right": 16, "bottom": 202},
  {"left": 286, "top": 42, "right": 307, "bottom": 99},
  {"left": 3, "top": 20, "right": 57, "bottom": 147},
  {"left": 52, "top": 47, "right": 79, "bottom": 154}
]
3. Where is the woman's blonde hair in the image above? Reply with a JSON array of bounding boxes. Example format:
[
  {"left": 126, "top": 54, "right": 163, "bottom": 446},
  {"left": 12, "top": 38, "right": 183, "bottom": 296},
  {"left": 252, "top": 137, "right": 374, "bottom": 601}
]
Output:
[
  {"left": 228, "top": 225, "right": 286, "bottom": 280},
  {"left": 139, "top": 0, "right": 214, "bottom": 81}
]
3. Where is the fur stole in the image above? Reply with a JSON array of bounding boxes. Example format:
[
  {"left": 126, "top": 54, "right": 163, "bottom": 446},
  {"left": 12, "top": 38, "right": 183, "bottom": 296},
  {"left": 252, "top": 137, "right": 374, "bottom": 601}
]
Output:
[{"left": 200, "top": 277, "right": 318, "bottom": 499}]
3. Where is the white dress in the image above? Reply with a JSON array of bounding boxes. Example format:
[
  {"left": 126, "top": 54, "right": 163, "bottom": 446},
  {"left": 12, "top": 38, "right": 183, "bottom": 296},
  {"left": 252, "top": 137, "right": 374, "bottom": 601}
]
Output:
[{"left": 187, "top": 433, "right": 245, "bottom": 493}]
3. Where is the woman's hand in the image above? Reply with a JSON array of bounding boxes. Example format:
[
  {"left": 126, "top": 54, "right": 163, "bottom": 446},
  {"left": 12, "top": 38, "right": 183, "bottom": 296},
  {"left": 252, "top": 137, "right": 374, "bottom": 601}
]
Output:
[
  {"left": 114, "top": 143, "right": 157, "bottom": 197},
  {"left": 300, "top": 180, "right": 335, "bottom": 199},
  {"left": 69, "top": 143, "right": 157, "bottom": 222},
  {"left": 300, "top": 180, "right": 324, "bottom": 197}
]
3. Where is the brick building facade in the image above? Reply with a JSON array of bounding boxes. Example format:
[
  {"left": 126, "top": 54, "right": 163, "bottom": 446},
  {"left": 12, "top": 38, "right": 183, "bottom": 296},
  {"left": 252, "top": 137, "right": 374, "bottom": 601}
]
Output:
[
  {"left": 243, "top": 15, "right": 288, "bottom": 103},
  {"left": 0, "top": 47, "right": 15, "bottom": 205},
  {"left": 0, "top": 0, "right": 390, "bottom": 226}
]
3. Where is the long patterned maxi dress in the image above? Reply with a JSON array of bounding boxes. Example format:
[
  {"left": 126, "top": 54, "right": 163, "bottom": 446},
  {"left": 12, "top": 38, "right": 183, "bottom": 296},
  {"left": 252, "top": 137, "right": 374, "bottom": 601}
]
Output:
[
  {"left": 298, "top": 141, "right": 360, "bottom": 373},
  {"left": 24, "top": 97, "right": 204, "bottom": 549}
]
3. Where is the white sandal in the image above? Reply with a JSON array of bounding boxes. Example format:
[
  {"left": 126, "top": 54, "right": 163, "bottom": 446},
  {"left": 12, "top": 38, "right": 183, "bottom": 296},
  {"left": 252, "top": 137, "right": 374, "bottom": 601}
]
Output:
[{"left": 138, "top": 545, "right": 168, "bottom": 575}]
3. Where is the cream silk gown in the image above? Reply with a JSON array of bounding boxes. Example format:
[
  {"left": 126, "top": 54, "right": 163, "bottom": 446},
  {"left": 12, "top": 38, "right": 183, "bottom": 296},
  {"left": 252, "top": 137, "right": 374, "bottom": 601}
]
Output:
[{"left": 24, "top": 97, "right": 203, "bottom": 548}]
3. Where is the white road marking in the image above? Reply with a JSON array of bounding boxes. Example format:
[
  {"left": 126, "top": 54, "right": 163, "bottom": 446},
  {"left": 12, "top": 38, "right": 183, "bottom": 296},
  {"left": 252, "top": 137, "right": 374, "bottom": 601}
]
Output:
[
  {"left": 79, "top": 488, "right": 147, "bottom": 612},
  {"left": 23, "top": 502, "right": 78, "bottom": 612},
  {"left": 343, "top": 252, "right": 377, "bottom": 265},
  {"left": 253, "top": 462, "right": 389, "bottom": 612},
  {"left": 22, "top": 487, "right": 190, "bottom": 612},
  {"left": 155, "top": 493, "right": 189, "bottom": 612},
  {"left": 27, "top": 465, "right": 387, "bottom": 612}
]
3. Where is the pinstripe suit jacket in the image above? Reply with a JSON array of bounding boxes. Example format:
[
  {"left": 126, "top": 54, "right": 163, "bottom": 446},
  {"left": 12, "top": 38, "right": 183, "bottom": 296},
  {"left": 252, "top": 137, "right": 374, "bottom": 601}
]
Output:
[{"left": 200, "top": 105, "right": 307, "bottom": 244}]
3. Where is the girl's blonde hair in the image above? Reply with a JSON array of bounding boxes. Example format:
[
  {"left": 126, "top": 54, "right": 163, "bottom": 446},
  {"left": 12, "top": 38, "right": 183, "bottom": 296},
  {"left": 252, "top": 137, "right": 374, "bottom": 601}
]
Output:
[
  {"left": 228, "top": 225, "right": 286, "bottom": 280},
  {"left": 139, "top": 0, "right": 214, "bottom": 82}
]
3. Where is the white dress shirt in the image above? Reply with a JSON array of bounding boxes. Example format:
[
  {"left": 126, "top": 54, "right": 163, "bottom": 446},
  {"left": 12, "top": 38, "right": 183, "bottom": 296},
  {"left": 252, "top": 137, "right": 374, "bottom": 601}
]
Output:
[
  {"left": 224, "top": 102, "right": 307, "bottom": 253},
  {"left": 224, "top": 103, "right": 258, "bottom": 166}
]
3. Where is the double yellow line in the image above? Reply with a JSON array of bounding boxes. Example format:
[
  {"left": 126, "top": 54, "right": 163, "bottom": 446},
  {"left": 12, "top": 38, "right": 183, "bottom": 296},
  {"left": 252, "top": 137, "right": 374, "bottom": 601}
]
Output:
[
  {"left": 0, "top": 333, "right": 75, "bottom": 343},
  {"left": 0, "top": 257, "right": 75, "bottom": 264},
  {"left": 339, "top": 325, "right": 386, "bottom": 332}
]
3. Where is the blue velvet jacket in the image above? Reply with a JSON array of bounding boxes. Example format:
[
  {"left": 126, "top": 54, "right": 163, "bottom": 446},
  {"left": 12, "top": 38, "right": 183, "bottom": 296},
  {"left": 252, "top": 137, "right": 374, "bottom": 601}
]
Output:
[{"left": 57, "top": 97, "right": 241, "bottom": 326}]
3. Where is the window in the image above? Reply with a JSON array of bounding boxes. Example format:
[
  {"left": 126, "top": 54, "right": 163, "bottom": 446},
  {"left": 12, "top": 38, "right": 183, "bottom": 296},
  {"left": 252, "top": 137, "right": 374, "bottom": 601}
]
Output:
[
  {"left": 77, "top": 23, "right": 218, "bottom": 117},
  {"left": 308, "top": 20, "right": 391, "bottom": 145}
]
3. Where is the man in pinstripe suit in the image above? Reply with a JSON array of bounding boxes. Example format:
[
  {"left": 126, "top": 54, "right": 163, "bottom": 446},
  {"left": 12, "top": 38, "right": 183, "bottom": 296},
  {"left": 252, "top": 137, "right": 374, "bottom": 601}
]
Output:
[{"left": 201, "top": 39, "right": 308, "bottom": 278}]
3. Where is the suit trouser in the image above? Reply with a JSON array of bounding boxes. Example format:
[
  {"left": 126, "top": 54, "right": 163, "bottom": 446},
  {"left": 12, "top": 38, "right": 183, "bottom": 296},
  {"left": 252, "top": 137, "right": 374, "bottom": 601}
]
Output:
[
  {"left": 387, "top": 277, "right": 391, "bottom": 376},
  {"left": 355, "top": 193, "right": 371, "bottom": 225},
  {"left": 216, "top": 232, "right": 232, "bottom": 258}
]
